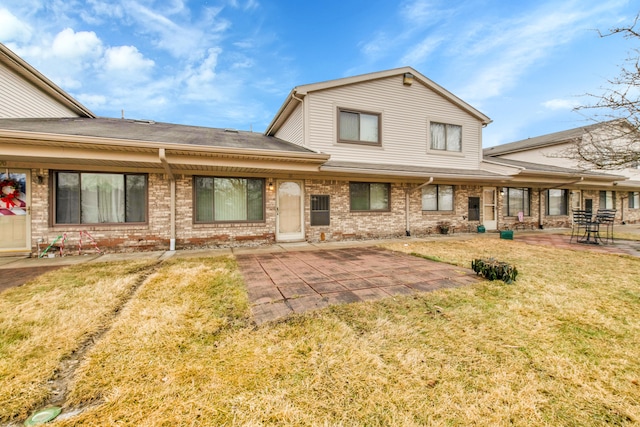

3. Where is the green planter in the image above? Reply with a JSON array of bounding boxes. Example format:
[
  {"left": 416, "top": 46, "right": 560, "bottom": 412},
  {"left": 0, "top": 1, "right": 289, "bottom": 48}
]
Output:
[
  {"left": 477, "top": 225, "right": 486, "bottom": 233},
  {"left": 500, "top": 230, "right": 514, "bottom": 240}
]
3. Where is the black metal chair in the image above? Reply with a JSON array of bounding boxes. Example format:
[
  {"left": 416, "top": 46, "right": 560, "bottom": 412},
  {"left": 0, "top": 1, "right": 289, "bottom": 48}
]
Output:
[
  {"left": 570, "top": 210, "right": 589, "bottom": 243},
  {"left": 595, "top": 209, "right": 616, "bottom": 244}
]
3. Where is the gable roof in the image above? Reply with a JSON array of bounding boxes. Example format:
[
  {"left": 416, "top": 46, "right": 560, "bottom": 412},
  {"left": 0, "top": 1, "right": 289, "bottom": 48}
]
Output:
[
  {"left": 0, "top": 43, "right": 95, "bottom": 118},
  {"left": 483, "top": 119, "right": 629, "bottom": 157},
  {"left": 265, "top": 66, "right": 492, "bottom": 136}
]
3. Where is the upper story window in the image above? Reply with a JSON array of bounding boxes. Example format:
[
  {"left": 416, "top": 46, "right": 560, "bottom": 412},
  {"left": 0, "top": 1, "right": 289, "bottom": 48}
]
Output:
[
  {"left": 54, "top": 172, "right": 147, "bottom": 225},
  {"left": 338, "top": 109, "right": 380, "bottom": 145},
  {"left": 421, "top": 185, "right": 454, "bottom": 211},
  {"left": 430, "top": 122, "right": 462, "bottom": 152},
  {"left": 503, "top": 187, "right": 531, "bottom": 217}
]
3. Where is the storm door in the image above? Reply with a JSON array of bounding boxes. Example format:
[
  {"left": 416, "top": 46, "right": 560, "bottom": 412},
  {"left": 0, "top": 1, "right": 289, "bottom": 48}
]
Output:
[
  {"left": 0, "top": 170, "right": 30, "bottom": 251},
  {"left": 276, "top": 180, "right": 304, "bottom": 242}
]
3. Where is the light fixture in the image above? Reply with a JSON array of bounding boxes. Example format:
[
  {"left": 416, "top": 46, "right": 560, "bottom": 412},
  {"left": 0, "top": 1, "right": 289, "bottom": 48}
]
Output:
[
  {"left": 403, "top": 72, "right": 414, "bottom": 86},
  {"left": 500, "top": 188, "right": 505, "bottom": 196},
  {"left": 268, "top": 179, "right": 274, "bottom": 191}
]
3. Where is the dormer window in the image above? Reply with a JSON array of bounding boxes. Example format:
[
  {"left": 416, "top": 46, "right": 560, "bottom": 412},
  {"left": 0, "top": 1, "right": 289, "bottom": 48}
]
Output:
[{"left": 338, "top": 108, "right": 380, "bottom": 145}]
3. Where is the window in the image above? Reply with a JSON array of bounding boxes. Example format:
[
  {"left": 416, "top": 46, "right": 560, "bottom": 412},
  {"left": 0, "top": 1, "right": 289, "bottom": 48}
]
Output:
[
  {"left": 430, "top": 122, "right": 462, "bottom": 152},
  {"left": 546, "top": 189, "right": 569, "bottom": 216},
  {"left": 310, "top": 195, "right": 330, "bottom": 226},
  {"left": 629, "top": 192, "right": 639, "bottom": 209},
  {"left": 599, "top": 191, "right": 616, "bottom": 209},
  {"left": 338, "top": 109, "right": 380, "bottom": 144},
  {"left": 503, "top": 187, "right": 530, "bottom": 217},
  {"left": 350, "top": 183, "right": 389, "bottom": 211},
  {"left": 54, "top": 172, "right": 146, "bottom": 224},
  {"left": 195, "top": 177, "right": 264, "bottom": 222},
  {"left": 421, "top": 185, "right": 454, "bottom": 211}
]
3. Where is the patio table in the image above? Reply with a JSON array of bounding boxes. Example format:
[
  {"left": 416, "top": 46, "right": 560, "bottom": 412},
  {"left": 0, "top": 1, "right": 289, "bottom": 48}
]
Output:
[{"left": 578, "top": 215, "right": 602, "bottom": 245}]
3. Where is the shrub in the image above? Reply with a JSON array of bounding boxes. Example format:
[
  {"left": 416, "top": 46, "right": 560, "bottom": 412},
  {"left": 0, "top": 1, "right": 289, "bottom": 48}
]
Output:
[{"left": 471, "top": 258, "right": 518, "bottom": 284}]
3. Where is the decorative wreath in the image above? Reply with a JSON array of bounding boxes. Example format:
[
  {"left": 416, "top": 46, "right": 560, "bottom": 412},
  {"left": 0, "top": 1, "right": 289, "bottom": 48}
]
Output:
[{"left": 0, "top": 179, "right": 20, "bottom": 208}]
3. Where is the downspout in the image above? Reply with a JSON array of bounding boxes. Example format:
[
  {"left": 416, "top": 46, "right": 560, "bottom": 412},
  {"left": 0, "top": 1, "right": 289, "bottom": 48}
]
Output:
[
  {"left": 159, "top": 148, "right": 176, "bottom": 251},
  {"left": 406, "top": 177, "right": 434, "bottom": 236}
]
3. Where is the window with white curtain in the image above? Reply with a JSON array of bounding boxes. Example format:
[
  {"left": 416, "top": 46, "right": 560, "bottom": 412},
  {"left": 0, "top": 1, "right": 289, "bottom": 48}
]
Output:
[
  {"left": 54, "top": 172, "right": 146, "bottom": 224},
  {"left": 430, "top": 122, "right": 462, "bottom": 152},
  {"left": 421, "top": 185, "right": 454, "bottom": 211},
  {"left": 504, "top": 187, "right": 531, "bottom": 216},
  {"left": 546, "top": 189, "right": 568, "bottom": 216},
  {"left": 338, "top": 109, "right": 380, "bottom": 144},
  {"left": 599, "top": 190, "right": 616, "bottom": 209},
  {"left": 195, "top": 177, "right": 264, "bottom": 222}
]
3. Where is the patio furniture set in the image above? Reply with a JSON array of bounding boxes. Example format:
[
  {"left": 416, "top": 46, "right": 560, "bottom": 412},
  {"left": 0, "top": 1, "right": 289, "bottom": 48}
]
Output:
[{"left": 570, "top": 209, "right": 616, "bottom": 245}]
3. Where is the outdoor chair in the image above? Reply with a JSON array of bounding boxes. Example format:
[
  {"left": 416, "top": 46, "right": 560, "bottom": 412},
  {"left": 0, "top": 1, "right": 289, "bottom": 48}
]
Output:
[
  {"left": 570, "top": 209, "right": 589, "bottom": 243},
  {"left": 596, "top": 209, "right": 616, "bottom": 244}
]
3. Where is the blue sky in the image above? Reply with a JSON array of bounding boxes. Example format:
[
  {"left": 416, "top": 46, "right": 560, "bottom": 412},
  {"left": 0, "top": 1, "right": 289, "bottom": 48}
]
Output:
[{"left": 0, "top": 0, "right": 638, "bottom": 147}]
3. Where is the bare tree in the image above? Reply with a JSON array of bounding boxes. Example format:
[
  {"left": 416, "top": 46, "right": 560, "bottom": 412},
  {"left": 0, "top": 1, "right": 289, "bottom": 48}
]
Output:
[{"left": 571, "top": 14, "right": 640, "bottom": 169}]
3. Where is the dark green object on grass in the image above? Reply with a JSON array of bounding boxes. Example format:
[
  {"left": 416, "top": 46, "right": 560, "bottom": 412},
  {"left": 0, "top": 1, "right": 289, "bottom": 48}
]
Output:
[
  {"left": 471, "top": 258, "right": 518, "bottom": 284},
  {"left": 477, "top": 225, "right": 486, "bottom": 233}
]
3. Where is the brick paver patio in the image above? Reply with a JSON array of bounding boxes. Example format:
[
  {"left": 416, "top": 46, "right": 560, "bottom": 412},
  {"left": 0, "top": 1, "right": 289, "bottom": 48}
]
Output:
[{"left": 237, "top": 247, "right": 485, "bottom": 325}]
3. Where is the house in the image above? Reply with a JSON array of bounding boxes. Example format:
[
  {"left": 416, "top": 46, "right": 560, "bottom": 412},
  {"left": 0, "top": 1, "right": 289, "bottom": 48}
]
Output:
[
  {"left": 0, "top": 42, "right": 637, "bottom": 256},
  {"left": 484, "top": 120, "right": 640, "bottom": 226}
]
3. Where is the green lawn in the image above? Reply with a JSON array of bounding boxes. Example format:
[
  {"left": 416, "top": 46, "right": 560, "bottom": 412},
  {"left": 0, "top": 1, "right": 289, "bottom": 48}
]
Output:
[{"left": 1, "top": 239, "right": 639, "bottom": 426}]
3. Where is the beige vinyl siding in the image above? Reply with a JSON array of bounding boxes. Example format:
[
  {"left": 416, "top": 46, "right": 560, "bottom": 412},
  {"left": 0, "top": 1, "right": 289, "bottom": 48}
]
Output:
[
  {"left": 499, "top": 143, "right": 640, "bottom": 182},
  {"left": 305, "top": 76, "right": 482, "bottom": 169},
  {"left": 0, "top": 62, "right": 79, "bottom": 118},
  {"left": 274, "top": 102, "right": 304, "bottom": 146}
]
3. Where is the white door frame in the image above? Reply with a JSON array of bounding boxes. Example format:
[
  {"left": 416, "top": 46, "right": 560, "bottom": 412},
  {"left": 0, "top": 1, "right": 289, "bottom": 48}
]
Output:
[
  {"left": 0, "top": 169, "right": 31, "bottom": 253},
  {"left": 275, "top": 180, "right": 305, "bottom": 242},
  {"left": 482, "top": 187, "right": 497, "bottom": 231}
]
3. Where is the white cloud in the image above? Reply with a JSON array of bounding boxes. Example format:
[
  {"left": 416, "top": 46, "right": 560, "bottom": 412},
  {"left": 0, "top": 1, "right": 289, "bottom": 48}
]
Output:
[
  {"left": 455, "top": 3, "right": 615, "bottom": 102},
  {"left": 399, "top": 36, "right": 443, "bottom": 65},
  {"left": 542, "top": 98, "right": 580, "bottom": 111},
  {"left": 51, "top": 28, "right": 103, "bottom": 59},
  {"left": 103, "top": 45, "right": 154, "bottom": 73},
  {"left": 0, "top": 8, "right": 32, "bottom": 42}
]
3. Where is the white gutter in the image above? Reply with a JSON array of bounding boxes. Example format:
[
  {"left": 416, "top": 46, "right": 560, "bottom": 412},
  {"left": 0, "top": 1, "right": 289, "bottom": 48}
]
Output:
[
  {"left": 159, "top": 149, "right": 176, "bottom": 251},
  {"left": 405, "top": 177, "right": 433, "bottom": 236}
]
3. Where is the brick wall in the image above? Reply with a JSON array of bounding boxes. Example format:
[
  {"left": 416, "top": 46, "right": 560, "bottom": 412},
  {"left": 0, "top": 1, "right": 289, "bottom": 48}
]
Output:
[{"left": 26, "top": 171, "right": 639, "bottom": 255}]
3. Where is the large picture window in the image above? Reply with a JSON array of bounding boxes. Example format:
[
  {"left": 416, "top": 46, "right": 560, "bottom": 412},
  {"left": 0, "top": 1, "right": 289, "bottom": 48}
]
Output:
[
  {"left": 546, "top": 189, "right": 569, "bottom": 216},
  {"left": 195, "top": 177, "right": 264, "bottom": 222},
  {"left": 503, "top": 187, "right": 530, "bottom": 216},
  {"left": 55, "top": 172, "right": 146, "bottom": 224},
  {"left": 338, "top": 109, "right": 380, "bottom": 145},
  {"left": 599, "top": 191, "right": 616, "bottom": 209},
  {"left": 349, "top": 182, "right": 389, "bottom": 211},
  {"left": 421, "top": 185, "right": 454, "bottom": 211},
  {"left": 430, "top": 122, "right": 462, "bottom": 152}
]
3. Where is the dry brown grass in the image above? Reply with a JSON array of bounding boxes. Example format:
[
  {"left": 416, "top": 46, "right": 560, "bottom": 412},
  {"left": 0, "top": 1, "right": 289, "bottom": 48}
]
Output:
[
  {"left": 0, "top": 260, "right": 157, "bottom": 421},
  {"left": 2, "top": 240, "right": 640, "bottom": 426}
]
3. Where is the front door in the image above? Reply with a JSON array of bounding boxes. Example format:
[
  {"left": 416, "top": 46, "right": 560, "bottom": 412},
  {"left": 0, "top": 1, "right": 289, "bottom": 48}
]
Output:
[
  {"left": 276, "top": 180, "right": 304, "bottom": 242},
  {"left": 482, "top": 187, "right": 497, "bottom": 230},
  {"left": 0, "top": 170, "right": 30, "bottom": 252}
]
